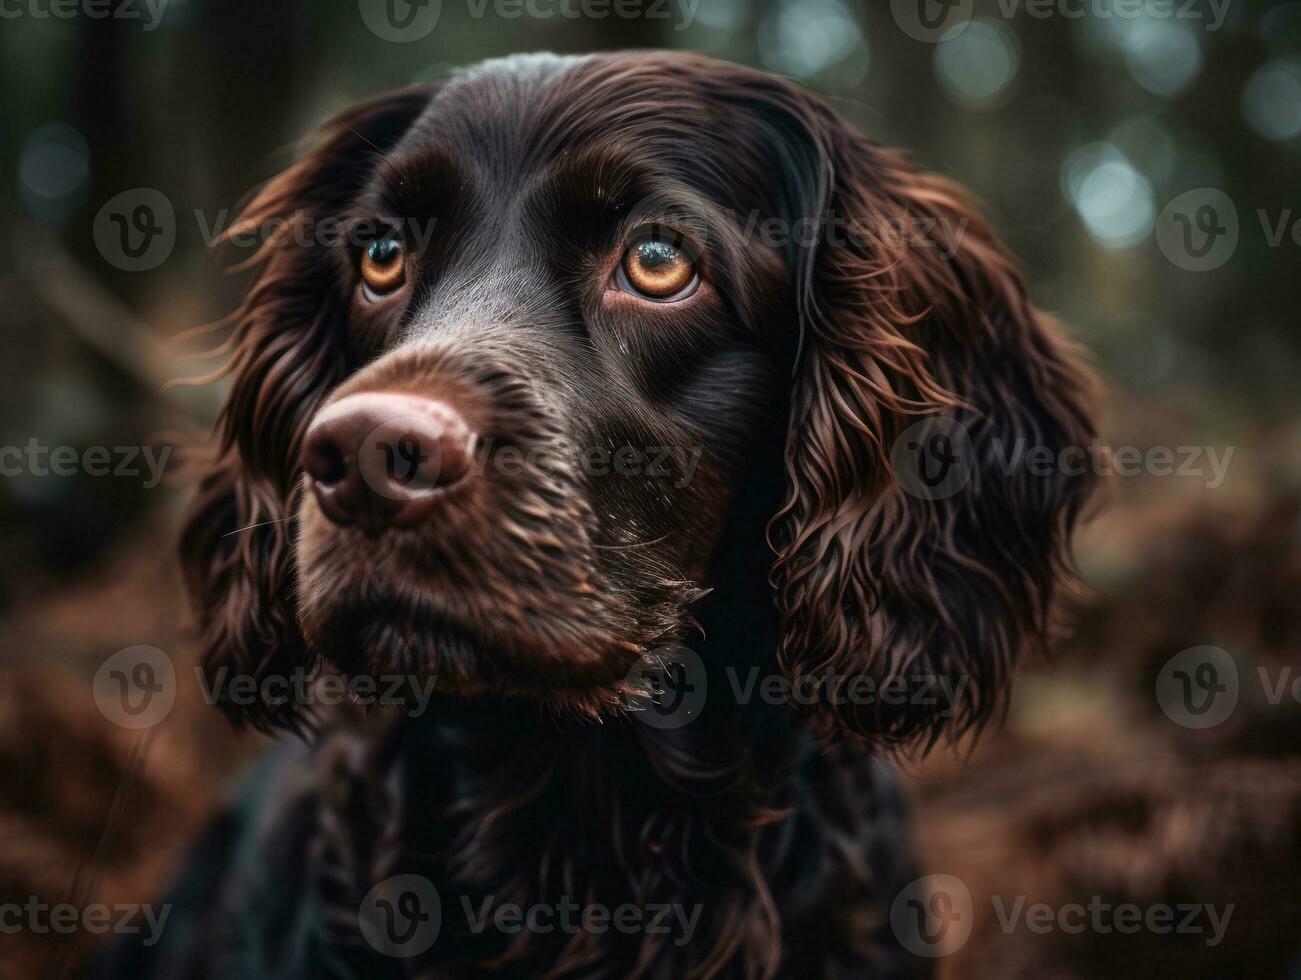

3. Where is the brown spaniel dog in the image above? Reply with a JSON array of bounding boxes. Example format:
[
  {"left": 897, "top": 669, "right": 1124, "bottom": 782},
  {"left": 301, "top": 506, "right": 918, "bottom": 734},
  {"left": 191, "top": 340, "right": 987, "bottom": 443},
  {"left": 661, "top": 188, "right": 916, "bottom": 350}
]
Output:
[{"left": 100, "top": 51, "right": 1097, "bottom": 979}]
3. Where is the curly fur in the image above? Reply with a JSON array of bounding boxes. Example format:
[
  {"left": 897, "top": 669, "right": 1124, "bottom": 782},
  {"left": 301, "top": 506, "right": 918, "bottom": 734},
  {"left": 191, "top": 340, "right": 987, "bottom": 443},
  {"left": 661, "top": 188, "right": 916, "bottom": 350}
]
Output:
[{"left": 106, "top": 51, "right": 1100, "bottom": 979}]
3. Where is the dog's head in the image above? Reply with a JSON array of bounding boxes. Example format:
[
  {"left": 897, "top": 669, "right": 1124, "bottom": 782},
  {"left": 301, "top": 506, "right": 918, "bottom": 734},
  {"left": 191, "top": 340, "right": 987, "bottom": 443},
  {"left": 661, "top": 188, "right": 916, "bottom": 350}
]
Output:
[{"left": 182, "top": 52, "right": 1097, "bottom": 745}]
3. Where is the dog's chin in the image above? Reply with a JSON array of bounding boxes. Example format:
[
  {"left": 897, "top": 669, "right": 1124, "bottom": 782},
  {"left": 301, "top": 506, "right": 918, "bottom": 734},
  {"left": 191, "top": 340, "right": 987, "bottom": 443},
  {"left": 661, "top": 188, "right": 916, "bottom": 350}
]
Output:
[
  {"left": 307, "top": 610, "right": 486, "bottom": 690},
  {"left": 297, "top": 592, "right": 644, "bottom": 716}
]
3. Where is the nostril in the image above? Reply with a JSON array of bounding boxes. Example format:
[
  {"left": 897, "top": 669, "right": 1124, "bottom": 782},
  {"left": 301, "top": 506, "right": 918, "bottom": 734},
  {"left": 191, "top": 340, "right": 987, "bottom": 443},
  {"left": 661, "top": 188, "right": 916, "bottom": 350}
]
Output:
[{"left": 303, "top": 432, "right": 346, "bottom": 486}]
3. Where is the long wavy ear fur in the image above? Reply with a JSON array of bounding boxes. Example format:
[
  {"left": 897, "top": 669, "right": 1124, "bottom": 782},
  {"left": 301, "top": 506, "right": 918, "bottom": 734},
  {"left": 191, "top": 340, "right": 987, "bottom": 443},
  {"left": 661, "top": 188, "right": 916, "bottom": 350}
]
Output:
[
  {"left": 179, "top": 87, "right": 433, "bottom": 729},
  {"left": 766, "top": 92, "right": 1100, "bottom": 750}
]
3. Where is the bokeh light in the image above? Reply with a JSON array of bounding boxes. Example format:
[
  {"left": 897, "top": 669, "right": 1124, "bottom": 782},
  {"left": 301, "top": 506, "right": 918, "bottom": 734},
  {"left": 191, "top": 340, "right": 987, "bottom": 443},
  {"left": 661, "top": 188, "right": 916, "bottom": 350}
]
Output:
[
  {"left": 18, "top": 122, "right": 90, "bottom": 226},
  {"left": 757, "top": 0, "right": 867, "bottom": 85},
  {"left": 1123, "top": 18, "right": 1203, "bottom": 97},
  {"left": 1241, "top": 58, "right": 1301, "bottom": 141},
  {"left": 693, "top": 0, "right": 750, "bottom": 32},
  {"left": 934, "top": 18, "right": 1020, "bottom": 109},
  {"left": 1062, "top": 143, "right": 1155, "bottom": 249}
]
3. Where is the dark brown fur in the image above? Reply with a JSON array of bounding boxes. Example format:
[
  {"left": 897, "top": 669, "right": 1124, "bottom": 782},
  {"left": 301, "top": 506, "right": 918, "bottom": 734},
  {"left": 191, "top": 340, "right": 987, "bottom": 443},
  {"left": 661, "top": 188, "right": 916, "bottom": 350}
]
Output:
[{"left": 133, "top": 51, "right": 1099, "bottom": 979}]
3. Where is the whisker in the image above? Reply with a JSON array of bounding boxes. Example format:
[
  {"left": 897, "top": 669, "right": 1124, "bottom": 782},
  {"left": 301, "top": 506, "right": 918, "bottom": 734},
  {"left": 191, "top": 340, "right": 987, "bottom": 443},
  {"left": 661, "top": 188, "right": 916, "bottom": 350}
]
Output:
[
  {"left": 222, "top": 516, "right": 295, "bottom": 538},
  {"left": 594, "top": 533, "right": 670, "bottom": 551}
]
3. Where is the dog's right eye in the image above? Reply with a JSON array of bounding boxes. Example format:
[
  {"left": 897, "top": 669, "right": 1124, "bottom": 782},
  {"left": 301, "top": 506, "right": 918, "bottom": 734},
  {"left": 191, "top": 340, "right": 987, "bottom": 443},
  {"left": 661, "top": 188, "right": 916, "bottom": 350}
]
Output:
[
  {"left": 360, "top": 238, "right": 406, "bottom": 298},
  {"left": 615, "top": 227, "right": 699, "bottom": 302}
]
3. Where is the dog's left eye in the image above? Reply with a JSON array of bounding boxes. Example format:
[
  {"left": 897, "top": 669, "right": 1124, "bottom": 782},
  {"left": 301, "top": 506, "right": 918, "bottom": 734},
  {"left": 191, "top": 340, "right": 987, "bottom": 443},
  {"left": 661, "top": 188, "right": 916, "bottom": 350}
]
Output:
[
  {"left": 617, "top": 232, "right": 698, "bottom": 302},
  {"left": 360, "top": 238, "right": 406, "bottom": 297}
]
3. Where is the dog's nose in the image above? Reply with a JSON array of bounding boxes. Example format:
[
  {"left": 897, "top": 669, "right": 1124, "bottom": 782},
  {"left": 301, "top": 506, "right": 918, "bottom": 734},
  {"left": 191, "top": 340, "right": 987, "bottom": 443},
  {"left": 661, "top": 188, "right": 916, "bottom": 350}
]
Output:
[{"left": 302, "top": 392, "right": 474, "bottom": 532}]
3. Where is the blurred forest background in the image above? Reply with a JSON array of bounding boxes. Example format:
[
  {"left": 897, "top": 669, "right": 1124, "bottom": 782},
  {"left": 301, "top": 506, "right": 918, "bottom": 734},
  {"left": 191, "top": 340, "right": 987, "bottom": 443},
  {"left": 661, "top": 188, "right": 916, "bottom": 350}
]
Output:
[{"left": 1, "top": 0, "right": 1300, "bottom": 977}]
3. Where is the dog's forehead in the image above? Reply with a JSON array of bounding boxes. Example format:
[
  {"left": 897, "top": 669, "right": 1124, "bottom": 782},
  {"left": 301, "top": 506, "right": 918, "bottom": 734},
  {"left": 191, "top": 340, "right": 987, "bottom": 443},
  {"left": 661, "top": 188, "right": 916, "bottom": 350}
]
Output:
[
  {"left": 442, "top": 51, "right": 585, "bottom": 99},
  {"left": 388, "top": 52, "right": 747, "bottom": 189},
  {"left": 396, "top": 53, "right": 592, "bottom": 177}
]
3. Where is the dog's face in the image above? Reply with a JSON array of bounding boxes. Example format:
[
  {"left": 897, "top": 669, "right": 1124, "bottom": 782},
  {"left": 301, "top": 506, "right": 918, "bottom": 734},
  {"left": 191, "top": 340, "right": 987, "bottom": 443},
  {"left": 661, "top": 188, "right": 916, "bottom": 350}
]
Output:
[
  {"left": 184, "top": 52, "right": 1098, "bottom": 743},
  {"left": 291, "top": 55, "right": 794, "bottom": 707}
]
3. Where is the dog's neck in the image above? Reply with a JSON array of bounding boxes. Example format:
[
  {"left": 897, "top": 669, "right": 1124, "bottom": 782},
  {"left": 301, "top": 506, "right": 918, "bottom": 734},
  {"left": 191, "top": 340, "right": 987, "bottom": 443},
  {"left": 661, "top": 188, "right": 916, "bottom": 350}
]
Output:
[{"left": 303, "top": 661, "right": 805, "bottom": 975}]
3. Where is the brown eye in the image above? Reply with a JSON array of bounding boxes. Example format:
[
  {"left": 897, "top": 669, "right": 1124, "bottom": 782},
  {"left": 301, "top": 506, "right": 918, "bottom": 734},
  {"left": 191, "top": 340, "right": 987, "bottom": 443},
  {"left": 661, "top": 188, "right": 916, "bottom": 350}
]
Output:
[
  {"left": 618, "top": 235, "right": 697, "bottom": 301},
  {"left": 361, "top": 238, "right": 405, "bottom": 296}
]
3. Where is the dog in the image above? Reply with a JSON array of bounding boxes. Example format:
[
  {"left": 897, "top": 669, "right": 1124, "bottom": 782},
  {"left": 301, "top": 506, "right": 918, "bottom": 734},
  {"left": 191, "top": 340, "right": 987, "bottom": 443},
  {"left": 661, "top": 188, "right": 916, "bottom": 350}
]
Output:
[{"left": 96, "top": 50, "right": 1098, "bottom": 978}]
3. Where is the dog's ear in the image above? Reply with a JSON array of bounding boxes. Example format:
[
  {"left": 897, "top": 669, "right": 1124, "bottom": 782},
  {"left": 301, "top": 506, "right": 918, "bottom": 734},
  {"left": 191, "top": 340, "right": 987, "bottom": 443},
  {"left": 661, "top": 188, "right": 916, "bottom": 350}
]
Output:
[
  {"left": 179, "top": 87, "right": 432, "bottom": 728},
  {"left": 766, "top": 96, "right": 1099, "bottom": 749}
]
